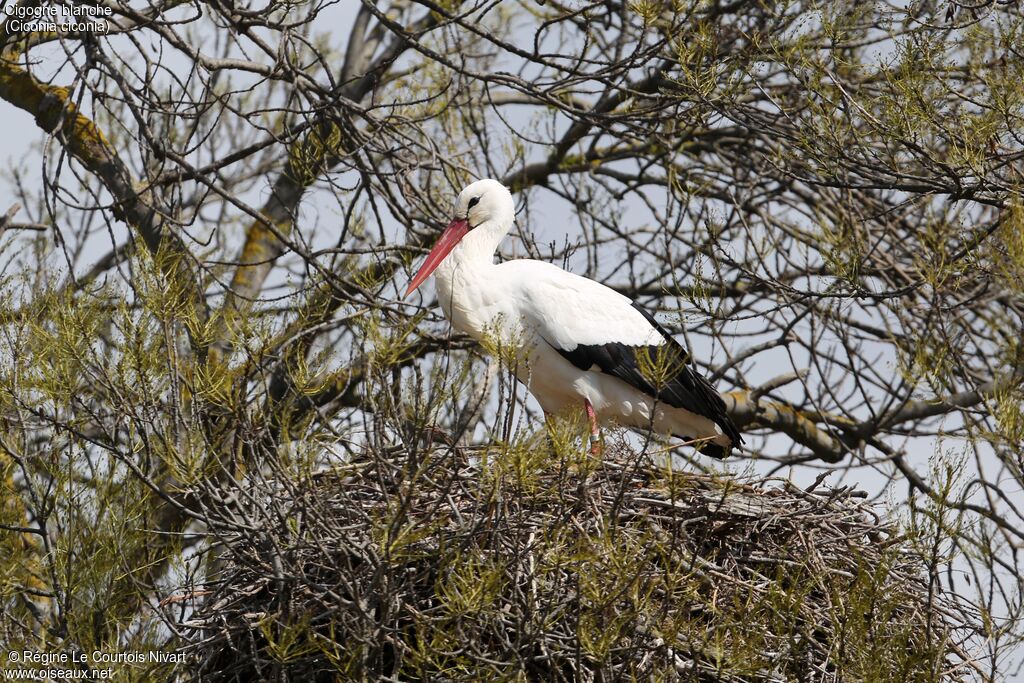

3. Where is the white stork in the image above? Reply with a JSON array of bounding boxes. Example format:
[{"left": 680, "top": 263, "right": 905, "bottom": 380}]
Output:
[{"left": 405, "top": 179, "right": 743, "bottom": 457}]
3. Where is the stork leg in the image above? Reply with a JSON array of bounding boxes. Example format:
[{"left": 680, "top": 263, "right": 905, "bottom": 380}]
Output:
[{"left": 584, "top": 399, "right": 602, "bottom": 455}]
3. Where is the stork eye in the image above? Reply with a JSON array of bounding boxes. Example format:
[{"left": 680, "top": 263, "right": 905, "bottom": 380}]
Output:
[{"left": 468, "top": 196, "right": 480, "bottom": 209}]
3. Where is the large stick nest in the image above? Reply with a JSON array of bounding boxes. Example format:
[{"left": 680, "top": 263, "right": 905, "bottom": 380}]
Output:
[{"left": 178, "top": 440, "right": 979, "bottom": 681}]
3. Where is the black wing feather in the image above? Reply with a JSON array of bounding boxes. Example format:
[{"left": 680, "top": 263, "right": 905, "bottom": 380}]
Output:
[{"left": 554, "top": 302, "right": 743, "bottom": 451}]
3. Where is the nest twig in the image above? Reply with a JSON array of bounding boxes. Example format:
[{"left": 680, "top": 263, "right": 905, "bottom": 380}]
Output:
[{"left": 176, "top": 443, "right": 980, "bottom": 682}]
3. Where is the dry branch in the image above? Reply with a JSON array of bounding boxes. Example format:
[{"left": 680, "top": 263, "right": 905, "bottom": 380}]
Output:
[{"left": 179, "top": 443, "right": 980, "bottom": 682}]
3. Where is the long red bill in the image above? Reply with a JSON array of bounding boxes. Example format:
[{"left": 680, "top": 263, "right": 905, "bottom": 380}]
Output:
[{"left": 404, "top": 218, "right": 470, "bottom": 298}]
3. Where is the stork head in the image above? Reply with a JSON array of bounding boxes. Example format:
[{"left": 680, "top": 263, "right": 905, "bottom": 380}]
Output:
[{"left": 404, "top": 179, "right": 514, "bottom": 297}]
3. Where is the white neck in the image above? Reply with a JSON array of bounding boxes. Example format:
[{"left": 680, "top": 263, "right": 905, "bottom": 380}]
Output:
[
  {"left": 433, "top": 215, "right": 513, "bottom": 292},
  {"left": 432, "top": 215, "right": 514, "bottom": 335}
]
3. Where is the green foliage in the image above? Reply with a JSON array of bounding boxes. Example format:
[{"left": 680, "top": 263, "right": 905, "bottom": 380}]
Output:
[
  {"left": 3, "top": 0, "right": 1020, "bottom": 677},
  {"left": 0, "top": 266, "right": 218, "bottom": 678},
  {"left": 180, "top": 439, "right": 974, "bottom": 682}
]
